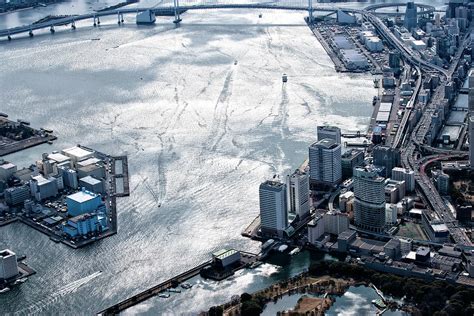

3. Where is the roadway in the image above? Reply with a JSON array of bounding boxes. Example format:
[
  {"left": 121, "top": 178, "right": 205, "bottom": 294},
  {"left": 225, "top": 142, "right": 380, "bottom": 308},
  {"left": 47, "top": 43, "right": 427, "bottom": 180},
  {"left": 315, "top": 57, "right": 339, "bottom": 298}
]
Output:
[
  {"left": 0, "top": 4, "right": 350, "bottom": 38},
  {"left": 364, "top": 10, "right": 472, "bottom": 247}
]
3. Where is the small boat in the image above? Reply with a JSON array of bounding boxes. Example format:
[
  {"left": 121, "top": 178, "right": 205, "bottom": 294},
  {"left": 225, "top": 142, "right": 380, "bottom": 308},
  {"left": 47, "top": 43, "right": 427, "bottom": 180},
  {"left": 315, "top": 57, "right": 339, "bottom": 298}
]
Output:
[
  {"left": 249, "top": 261, "right": 262, "bottom": 269},
  {"left": 0, "top": 287, "right": 10, "bottom": 294},
  {"left": 259, "top": 13, "right": 262, "bottom": 18},
  {"left": 180, "top": 283, "right": 192, "bottom": 289},
  {"left": 234, "top": 60, "right": 238, "bottom": 65},
  {"left": 168, "top": 288, "right": 181, "bottom": 293},
  {"left": 282, "top": 74, "right": 288, "bottom": 83},
  {"left": 371, "top": 299, "right": 386, "bottom": 309},
  {"left": 47, "top": 141, "right": 53, "bottom": 145},
  {"left": 277, "top": 244, "right": 288, "bottom": 253},
  {"left": 158, "top": 293, "right": 170, "bottom": 298},
  {"left": 373, "top": 79, "right": 379, "bottom": 88},
  {"left": 289, "top": 247, "right": 301, "bottom": 256},
  {"left": 17, "top": 119, "right": 30, "bottom": 125},
  {"left": 0, "top": 112, "right": 8, "bottom": 118}
]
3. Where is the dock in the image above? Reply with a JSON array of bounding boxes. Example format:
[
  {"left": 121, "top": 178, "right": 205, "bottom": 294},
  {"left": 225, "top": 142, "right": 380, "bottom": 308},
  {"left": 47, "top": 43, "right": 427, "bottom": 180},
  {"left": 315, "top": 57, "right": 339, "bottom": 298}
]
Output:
[{"left": 0, "top": 116, "right": 56, "bottom": 157}]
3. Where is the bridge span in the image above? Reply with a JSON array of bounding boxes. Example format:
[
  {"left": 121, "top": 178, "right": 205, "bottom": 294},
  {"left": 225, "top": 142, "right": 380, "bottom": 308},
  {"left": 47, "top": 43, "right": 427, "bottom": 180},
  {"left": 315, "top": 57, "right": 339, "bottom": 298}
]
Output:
[{"left": 0, "top": 1, "right": 361, "bottom": 38}]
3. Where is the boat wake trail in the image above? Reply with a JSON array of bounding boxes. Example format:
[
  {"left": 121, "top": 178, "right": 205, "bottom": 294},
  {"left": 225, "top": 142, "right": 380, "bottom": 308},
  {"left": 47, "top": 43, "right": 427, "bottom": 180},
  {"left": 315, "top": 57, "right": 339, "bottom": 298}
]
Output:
[{"left": 15, "top": 271, "right": 102, "bottom": 315}]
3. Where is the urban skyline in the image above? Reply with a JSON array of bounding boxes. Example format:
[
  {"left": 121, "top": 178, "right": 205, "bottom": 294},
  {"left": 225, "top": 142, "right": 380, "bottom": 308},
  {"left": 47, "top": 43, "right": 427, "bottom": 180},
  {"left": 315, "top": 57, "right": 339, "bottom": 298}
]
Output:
[{"left": 1, "top": 0, "right": 474, "bottom": 315}]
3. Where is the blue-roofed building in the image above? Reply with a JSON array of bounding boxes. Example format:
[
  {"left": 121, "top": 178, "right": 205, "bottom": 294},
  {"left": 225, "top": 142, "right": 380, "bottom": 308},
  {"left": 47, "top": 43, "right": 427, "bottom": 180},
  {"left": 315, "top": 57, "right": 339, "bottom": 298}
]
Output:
[
  {"left": 63, "top": 212, "right": 108, "bottom": 237},
  {"left": 66, "top": 189, "right": 103, "bottom": 217}
]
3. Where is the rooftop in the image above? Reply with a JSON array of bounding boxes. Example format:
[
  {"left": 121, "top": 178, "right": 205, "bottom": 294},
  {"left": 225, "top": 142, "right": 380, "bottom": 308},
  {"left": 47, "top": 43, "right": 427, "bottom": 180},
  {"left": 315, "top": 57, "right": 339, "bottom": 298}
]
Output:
[
  {"left": 0, "top": 249, "right": 15, "bottom": 258},
  {"left": 62, "top": 146, "right": 94, "bottom": 159},
  {"left": 311, "top": 138, "right": 338, "bottom": 150},
  {"left": 80, "top": 176, "right": 102, "bottom": 185},
  {"left": 0, "top": 162, "right": 16, "bottom": 170},
  {"left": 48, "top": 153, "right": 70, "bottom": 163},
  {"left": 67, "top": 190, "right": 99, "bottom": 203},
  {"left": 77, "top": 158, "right": 102, "bottom": 167}
]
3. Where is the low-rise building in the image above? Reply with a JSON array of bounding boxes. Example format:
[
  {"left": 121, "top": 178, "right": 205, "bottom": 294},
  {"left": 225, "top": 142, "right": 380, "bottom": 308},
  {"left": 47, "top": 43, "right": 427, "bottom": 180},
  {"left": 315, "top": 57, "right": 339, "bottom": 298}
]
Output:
[
  {"left": 66, "top": 189, "right": 104, "bottom": 217},
  {"left": 63, "top": 212, "right": 108, "bottom": 237},
  {"left": 0, "top": 249, "right": 19, "bottom": 280},
  {"left": 4, "top": 185, "right": 30, "bottom": 206},
  {"left": 79, "top": 176, "right": 104, "bottom": 194}
]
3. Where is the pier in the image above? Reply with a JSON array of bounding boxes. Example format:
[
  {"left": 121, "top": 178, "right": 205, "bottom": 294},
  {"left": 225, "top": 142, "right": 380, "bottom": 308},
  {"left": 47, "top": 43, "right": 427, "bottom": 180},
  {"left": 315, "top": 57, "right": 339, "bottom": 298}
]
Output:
[
  {"left": 98, "top": 260, "right": 212, "bottom": 315},
  {"left": 0, "top": 116, "right": 56, "bottom": 157}
]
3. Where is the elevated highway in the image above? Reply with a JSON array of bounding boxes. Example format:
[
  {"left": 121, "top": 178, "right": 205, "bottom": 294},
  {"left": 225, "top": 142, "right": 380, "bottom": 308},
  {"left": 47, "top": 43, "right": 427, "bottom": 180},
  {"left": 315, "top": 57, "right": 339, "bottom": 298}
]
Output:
[{"left": 365, "top": 2, "right": 435, "bottom": 16}]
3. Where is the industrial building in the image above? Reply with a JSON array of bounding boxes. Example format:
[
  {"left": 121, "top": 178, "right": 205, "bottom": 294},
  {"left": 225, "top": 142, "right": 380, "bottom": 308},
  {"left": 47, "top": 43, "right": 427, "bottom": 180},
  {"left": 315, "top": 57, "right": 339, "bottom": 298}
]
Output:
[
  {"left": 211, "top": 249, "right": 241, "bottom": 269},
  {"left": 336, "top": 9, "right": 356, "bottom": 24},
  {"left": 259, "top": 180, "right": 288, "bottom": 237},
  {"left": 286, "top": 169, "right": 310, "bottom": 220},
  {"left": 353, "top": 166, "right": 386, "bottom": 233},
  {"left": 136, "top": 10, "right": 156, "bottom": 24},
  {"left": 309, "top": 139, "right": 342, "bottom": 186},
  {"left": 61, "top": 146, "right": 94, "bottom": 165},
  {"left": 63, "top": 212, "right": 108, "bottom": 237},
  {"left": 66, "top": 189, "right": 104, "bottom": 217},
  {"left": 0, "top": 249, "right": 18, "bottom": 280},
  {"left": 79, "top": 176, "right": 104, "bottom": 194},
  {"left": 29, "top": 174, "right": 58, "bottom": 201},
  {"left": 0, "top": 162, "right": 17, "bottom": 181}
]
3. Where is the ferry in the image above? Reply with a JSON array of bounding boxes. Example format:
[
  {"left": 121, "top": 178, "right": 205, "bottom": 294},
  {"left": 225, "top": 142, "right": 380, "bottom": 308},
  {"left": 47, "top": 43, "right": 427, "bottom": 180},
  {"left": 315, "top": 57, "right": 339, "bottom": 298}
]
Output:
[
  {"left": 282, "top": 74, "right": 288, "bottom": 83},
  {"left": 0, "top": 287, "right": 10, "bottom": 294},
  {"left": 158, "top": 293, "right": 170, "bottom": 298}
]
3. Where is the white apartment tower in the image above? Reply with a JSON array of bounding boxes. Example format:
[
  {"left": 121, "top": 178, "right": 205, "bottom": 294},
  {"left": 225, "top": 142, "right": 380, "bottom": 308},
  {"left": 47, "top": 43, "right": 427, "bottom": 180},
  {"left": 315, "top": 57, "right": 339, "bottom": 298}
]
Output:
[
  {"left": 259, "top": 180, "right": 288, "bottom": 236},
  {"left": 286, "top": 169, "right": 310, "bottom": 219},
  {"left": 309, "top": 139, "right": 342, "bottom": 186},
  {"left": 392, "top": 167, "right": 415, "bottom": 192}
]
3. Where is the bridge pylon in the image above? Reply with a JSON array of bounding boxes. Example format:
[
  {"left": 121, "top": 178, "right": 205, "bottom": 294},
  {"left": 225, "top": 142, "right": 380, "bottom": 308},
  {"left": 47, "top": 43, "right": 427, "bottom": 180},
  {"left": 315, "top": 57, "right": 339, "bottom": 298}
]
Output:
[
  {"left": 173, "top": 0, "right": 182, "bottom": 24},
  {"left": 308, "top": 0, "right": 313, "bottom": 24}
]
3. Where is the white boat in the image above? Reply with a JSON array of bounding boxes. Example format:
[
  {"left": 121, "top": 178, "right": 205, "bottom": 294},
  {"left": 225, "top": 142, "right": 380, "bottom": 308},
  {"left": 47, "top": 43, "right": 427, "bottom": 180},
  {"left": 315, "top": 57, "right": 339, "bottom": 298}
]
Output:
[
  {"left": 261, "top": 239, "right": 275, "bottom": 250},
  {"left": 180, "top": 283, "right": 192, "bottom": 289},
  {"left": 277, "top": 244, "right": 288, "bottom": 253},
  {"left": 168, "top": 288, "right": 181, "bottom": 293},
  {"left": 0, "top": 287, "right": 10, "bottom": 294},
  {"left": 289, "top": 247, "right": 301, "bottom": 256},
  {"left": 158, "top": 293, "right": 170, "bottom": 298}
]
